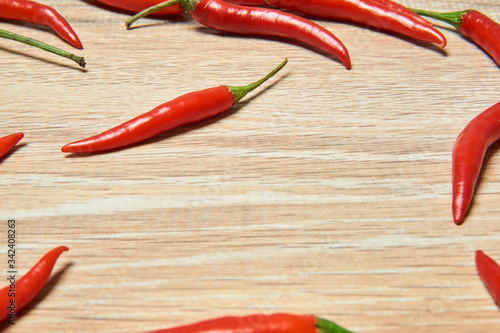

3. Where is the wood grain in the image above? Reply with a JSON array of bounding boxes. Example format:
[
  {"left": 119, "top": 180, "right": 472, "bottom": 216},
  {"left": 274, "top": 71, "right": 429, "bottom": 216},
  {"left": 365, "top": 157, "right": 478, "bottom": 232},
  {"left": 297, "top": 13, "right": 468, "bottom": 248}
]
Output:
[{"left": 2, "top": 0, "right": 500, "bottom": 331}]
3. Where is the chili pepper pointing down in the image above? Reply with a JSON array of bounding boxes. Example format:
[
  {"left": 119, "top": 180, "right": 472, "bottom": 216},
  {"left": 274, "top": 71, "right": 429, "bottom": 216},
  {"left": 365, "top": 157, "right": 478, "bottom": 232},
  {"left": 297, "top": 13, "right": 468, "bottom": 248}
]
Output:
[
  {"left": 412, "top": 8, "right": 500, "bottom": 67},
  {"left": 0, "top": 0, "right": 83, "bottom": 49},
  {"left": 263, "top": 0, "right": 446, "bottom": 48},
  {"left": 144, "top": 313, "right": 354, "bottom": 333},
  {"left": 125, "top": 0, "right": 351, "bottom": 68},
  {"left": 62, "top": 59, "right": 287, "bottom": 153},
  {"left": 451, "top": 100, "right": 500, "bottom": 224},
  {"left": 0, "top": 133, "right": 23, "bottom": 160},
  {"left": 0, "top": 246, "right": 68, "bottom": 322},
  {"left": 476, "top": 250, "right": 500, "bottom": 306}
]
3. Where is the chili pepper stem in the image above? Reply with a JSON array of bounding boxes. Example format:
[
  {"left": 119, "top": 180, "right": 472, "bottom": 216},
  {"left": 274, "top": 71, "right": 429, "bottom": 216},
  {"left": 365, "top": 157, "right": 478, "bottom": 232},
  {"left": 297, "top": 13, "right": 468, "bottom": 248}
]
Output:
[
  {"left": 0, "top": 28, "right": 85, "bottom": 68},
  {"left": 411, "top": 8, "right": 468, "bottom": 30},
  {"left": 315, "top": 316, "right": 355, "bottom": 333},
  {"left": 125, "top": 0, "right": 181, "bottom": 28},
  {"left": 228, "top": 58, "right": 287, "bottom": 103}
]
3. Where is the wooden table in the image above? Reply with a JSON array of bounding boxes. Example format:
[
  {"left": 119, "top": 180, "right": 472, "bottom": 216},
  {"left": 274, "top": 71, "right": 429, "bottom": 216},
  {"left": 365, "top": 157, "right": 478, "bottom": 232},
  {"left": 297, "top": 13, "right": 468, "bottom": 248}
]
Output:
[{"left": 2, "top": 0, "right": 500, "bottom": 331}]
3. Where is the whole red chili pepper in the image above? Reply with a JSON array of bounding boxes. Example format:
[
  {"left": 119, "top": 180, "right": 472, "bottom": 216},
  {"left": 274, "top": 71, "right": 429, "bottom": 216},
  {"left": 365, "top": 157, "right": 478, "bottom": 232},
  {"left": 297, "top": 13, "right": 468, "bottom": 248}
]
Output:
[
  {"left": 451, "top": 101, "right": 500, "bottom": 224},
  {"left": 62, "top": 59, "right": 287, "bottom": 153},
  {"left": 412, "top": 9, "right": 500, "bottom": 67},
  {"left": 0, "top": 132, "right": 23, "bottom": 160},
  {"left": 476, "top": 250, "right": 500, "bottom": 306},
  {"left": 0, "top": 0, "right": 83, "bottom": 49},
  {"left": 125, "top": 0, "right": 351, "bottom": 68},
  {"left": 143, "top": 313, "right": 354, "bottom": 333},
  {"left": 262, "top": 0, "right": 446, "bottom": 48},
  {"left": 0, "top": 246, "right": 68, "bottom": 322}
]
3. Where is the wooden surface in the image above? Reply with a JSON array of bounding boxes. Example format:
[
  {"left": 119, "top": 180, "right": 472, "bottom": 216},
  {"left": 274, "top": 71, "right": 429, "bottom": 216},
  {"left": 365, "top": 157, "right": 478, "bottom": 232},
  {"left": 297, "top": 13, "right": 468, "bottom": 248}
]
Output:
[{"left": 2, "top": 0, "right": 500, "bottom": 331}]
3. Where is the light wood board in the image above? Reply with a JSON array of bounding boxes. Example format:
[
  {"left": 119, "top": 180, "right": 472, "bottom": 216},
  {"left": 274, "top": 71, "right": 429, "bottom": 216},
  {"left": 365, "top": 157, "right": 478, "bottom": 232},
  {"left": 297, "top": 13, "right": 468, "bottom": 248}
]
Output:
[{"left": 2, "top": 0, "right": 500, "bottom": 331}]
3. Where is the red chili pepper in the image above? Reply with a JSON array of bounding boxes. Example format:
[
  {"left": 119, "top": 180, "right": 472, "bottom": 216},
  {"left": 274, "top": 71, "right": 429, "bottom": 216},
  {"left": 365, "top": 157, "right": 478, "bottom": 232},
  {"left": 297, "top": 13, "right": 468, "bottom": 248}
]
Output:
[
  {"left": 143, "top": 313, "right": 354, "bottom": 333},
  {"left": 62, "top": 59, "right": 287, "bottom": 153},
  {"left": 451, "top": 101, "right": 500, "bottom": 224},
  {"left": 262, "top": 0, "right": 446, "bottom": 48},
  {"left": 412, "top": 9, "right": 500, "bottom": 67},
  {"left": 97, "top": 0, "right": 184, "bottom": 16},
  {"left": 0, "top": 246, "right": 68, "bottom": 322},
  {"left": 96, "top": 0, "right": 263, "bottom": 15},
  {"left": 0, "top": 132, "right": 23, "bottom": 160},
  {"left": 0, "top": 0, "right": 83, "bottom": 49},
  {"left": 125, "top": 0, "right": 350, "bottom": 68},
  {"left": 371, "top": 0, "right": 434, "bottom": 27},
  {"left": 476, "top": 250, "right": 500, "bottom": 306}
]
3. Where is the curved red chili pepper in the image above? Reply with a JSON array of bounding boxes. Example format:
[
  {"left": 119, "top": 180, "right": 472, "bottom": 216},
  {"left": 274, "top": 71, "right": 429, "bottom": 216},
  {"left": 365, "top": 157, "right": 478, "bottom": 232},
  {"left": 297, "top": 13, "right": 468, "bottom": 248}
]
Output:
[
  {"left": 452, "top": 101, "right": 500, "bottom": 224},
  {"left": 144, "top": 313, "right": 354, "bottom": 333},
  {"left": 0, "top": 0, "right": 83, "bottom": 49},
  {"left": 62, "top": 59, "right": 287, "bottom": 153},
  {"left": 0, "top": 133, "right": 24, "bottom": 160},
  {"left": 412, "top": 9, "right": 500, "bottom": 67},
  {"left": 263, "top": 0, "right": 446, "bottom": 48},
  {"left": 126, "top": 0, "right": 350, "bottom": 68},
  {"left": 0, "top": 246, "right": 68, "bottom": 322},
  {"left": 476, "top": 250, "right": 500, "bottom": 306}
]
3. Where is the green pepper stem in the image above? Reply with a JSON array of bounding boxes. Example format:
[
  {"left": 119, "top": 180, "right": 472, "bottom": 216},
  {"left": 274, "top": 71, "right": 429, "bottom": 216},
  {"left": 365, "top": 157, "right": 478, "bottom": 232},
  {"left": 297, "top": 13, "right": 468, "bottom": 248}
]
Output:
[
  {"left": 315, "top": 316, "right": 355, "bottom": 333},
  {"left": 227, "top": 58, "right": 288, "bottom": 104},
  {"left": 411, "top": 8, "right": 469, "bottom": 30},
  {"left": 125, "top": 0, "right": 181, "bottom": 29},
  {"left": 0, "top": 28, "right": 85, "bottom": 68}
]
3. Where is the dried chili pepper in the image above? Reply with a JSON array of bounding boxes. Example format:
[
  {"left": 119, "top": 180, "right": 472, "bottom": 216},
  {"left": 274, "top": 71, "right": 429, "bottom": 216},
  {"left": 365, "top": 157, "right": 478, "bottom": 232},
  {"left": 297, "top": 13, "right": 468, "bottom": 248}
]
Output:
[
  {"left": 0, "top": 246, "right": 68, "bottom": 322},
  {"left": 144, "top": 313, "right": 354, "bottom": 333},
  {"left": 0, "top": 28, "right": 85, "bottom": 67},
  {"left": 0, "top": 133, "right": 23, "bottom": 160},
  {"left": 412, "top": 9, "right": 500, "bottom": 67},
  {"left": 262, "top": 0, "right": 446, "bottom": 48},
  {"left": 62, "top": 59, "right": 287, "bottom": 153},
  {"left": 476, "top": 250, "right": 500, "bottom": 306},
  {"left": 125, "top": 0, "right": 351, "bottom": 68},
  {"left": 451, "top": 101, "right": 500, "bottom": 224},
  {"left": 0, "top": 0, "right": 83, "bottom": 49}
]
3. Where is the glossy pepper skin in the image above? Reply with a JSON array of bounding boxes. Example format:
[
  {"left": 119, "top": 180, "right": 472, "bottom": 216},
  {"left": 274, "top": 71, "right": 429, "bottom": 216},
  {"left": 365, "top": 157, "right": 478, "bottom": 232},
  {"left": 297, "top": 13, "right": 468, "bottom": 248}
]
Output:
[
  {"left": 62, "top": 59, "right": 287, "bottom": 154},
  {"left": 96, "top": 0, "right": 266, "bottom": 15},
  {"left": 97, "top": 0, "right": 184, "bottom": 16},
  {"left": 263, "top": 0, "right": 446, "bottom": 48},
  {"left": 62, "top": 86, "right": 235, "bottom": 153},
  {"left": 0, "top": 0, "right": 83, "bottom": 49},
  {"left": 144, "top": 313, "right": 354, "bottom": 333},
  {"left": 476, "top": 250, "right": 500, "bottom": 306},
  {"left": 412, "top": 9, "right": 500, "bottom": 67},
  {"left": 460, "top": 10, "right": 500, "bottom": 67},
  {"left": 452, "top": 101, "right": 500, "bottom": 224},
  {"left": 182, "top": 0, "right": 351, "bottom": 68},
  {"left": 0, "top": 246, "right": 68, "bottom": 322},
  {"left": 0, "top": 133, "right": 24, "bottom": 160},
  {"left": 126, "top": 0, "right": 350, "bottom": 67}
]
